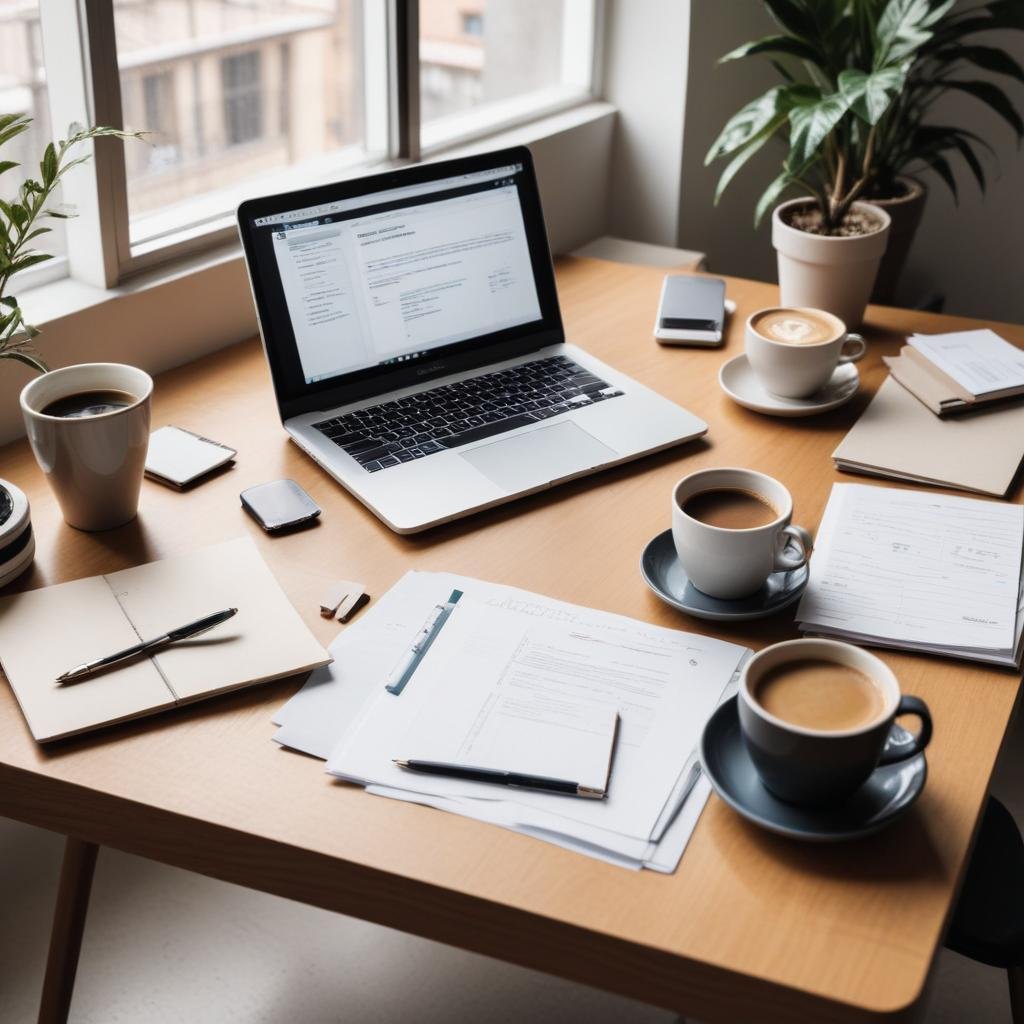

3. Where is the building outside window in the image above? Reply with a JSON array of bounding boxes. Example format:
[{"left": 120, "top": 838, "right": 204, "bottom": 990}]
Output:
[
  {"left": 0, "top": 0, "right": 595, "bottom": 287},
  {"left": 221, "top": 51, "right": 263, "bottom": 147}
]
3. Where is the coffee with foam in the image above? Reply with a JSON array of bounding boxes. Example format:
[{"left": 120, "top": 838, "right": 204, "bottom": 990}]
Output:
[{"left": 751, "top": 309, "right": 840, "bottom": 346}]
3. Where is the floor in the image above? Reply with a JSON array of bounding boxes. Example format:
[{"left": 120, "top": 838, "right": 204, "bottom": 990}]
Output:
[{"left": 3, "top": 708, "right": 1022, "bottom": 1024}]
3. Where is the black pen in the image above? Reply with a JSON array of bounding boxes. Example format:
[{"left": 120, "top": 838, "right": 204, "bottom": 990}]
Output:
[
  {"left": 55, "top": 608, "right": 238, "bottom": 685},
  {"left": 392, "top": 759, "right": 606, "bottom": 798}
]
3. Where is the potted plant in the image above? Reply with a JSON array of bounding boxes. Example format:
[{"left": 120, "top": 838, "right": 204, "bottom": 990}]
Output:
[
  {"left": 707, "top": 0, "right": 1024, "bottom": 321},
  {"left": 0, "top": 114, "right": 140, "bottom": 373}
]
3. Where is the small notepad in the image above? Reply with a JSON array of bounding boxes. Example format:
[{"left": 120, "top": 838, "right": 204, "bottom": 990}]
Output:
[
  {"left": 0, "top": 537, "right": 329, "bottom": 742},
  {"left": 146, "top": 425, "right": 236, "bottom": 488}
]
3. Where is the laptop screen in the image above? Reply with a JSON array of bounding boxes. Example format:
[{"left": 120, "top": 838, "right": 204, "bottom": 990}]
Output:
[{"left": 238, "top": 148, "right": 562, "bottom": 418}]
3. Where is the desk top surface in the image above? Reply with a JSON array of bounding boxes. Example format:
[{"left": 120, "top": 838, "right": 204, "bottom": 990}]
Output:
[{"left": 1, "top": 257, "right": 1021, "bottom": 1023}]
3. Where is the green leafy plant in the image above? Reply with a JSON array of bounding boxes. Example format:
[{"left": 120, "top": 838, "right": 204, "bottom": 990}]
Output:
[
  {"left": 0, "top": 115, "right": 142, "bottom": 373},
  {"left": 706, "top": 0, "right": 1024, "bottom": 234}
]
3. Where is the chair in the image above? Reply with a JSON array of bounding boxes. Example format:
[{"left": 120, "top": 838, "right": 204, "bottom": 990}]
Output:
[{"left": 945, "top": 796, "right": 1024, "bottom": 1021}]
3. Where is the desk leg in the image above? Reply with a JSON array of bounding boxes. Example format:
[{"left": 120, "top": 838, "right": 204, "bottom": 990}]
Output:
[{"left": 37, "top": 837, "right": 99, "bottom": 1024}]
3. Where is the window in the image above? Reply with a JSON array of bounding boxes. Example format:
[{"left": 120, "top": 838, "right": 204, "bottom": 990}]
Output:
[
  {"left": 0, "top": 0, "right": 67, "bottom": 285},
  {"left": 114, "top": 0, "right": 372, "bottom": 251},
  {"left": 222, "top": 51, "right": 264, "bottom": 147},
  {"left": 9, "top": 0, "right": 597, "bottom": 290},
  {"left": 419, "top": 0, "right": 594, "bottom": 149}
]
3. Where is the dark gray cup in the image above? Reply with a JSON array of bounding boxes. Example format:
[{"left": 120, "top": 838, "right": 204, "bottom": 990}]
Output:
[{"left": 738, "top": 639, "right": 932, "bottom": 806}]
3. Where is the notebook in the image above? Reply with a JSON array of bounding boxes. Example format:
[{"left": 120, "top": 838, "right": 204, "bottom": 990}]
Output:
[
  {"left": 833, "top": 376, "right": 1024, "bottom": 497},
  {"left": 0, "top": 537, "right": 330, "bottom": 742},
  {"left": 885, "top": 329, "right": 1024, "bottom": 416},
  {"left": 145, "top": 425, "right": 236, "bottom": 488}
]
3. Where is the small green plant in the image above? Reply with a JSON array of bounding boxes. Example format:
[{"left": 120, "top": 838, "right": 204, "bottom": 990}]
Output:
[
  {"left": 706, "top": 0, "right": 1024, "bottom": 234},
  {"left": 0, "top": 115, "right": 142, "bottom": 373}
]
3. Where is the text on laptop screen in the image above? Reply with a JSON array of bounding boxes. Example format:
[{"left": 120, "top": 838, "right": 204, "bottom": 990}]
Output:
[{"left": 252, "top": 164, "right": 542, "bottom": 385}]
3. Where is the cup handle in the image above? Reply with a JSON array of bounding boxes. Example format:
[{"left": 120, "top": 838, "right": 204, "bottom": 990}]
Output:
[
  {"left": 878, "top": 695, "right": 933, "bottom": 766},
  {"left": 774, "top": 525, "right": 812, "bottom": 571},
  {"left": 838, "top": 333, "right": 866, "bottom": 364}
]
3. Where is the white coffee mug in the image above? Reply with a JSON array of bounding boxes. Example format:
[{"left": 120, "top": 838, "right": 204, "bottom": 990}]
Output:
[
  {"left": 20, "top": 363, "right": 153, "bottom": 532},
  {"left": 672, "top": 468, "right": 812, "bottom": 599},
  {"left": 745, "top": 306, "right": 865, "bottom": 399}
]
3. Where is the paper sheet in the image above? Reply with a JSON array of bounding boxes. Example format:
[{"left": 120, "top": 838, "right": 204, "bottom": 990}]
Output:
[
  {"left": 910, "top": 329, "right": 1024, "bottom": 397},
  {"left": 397, "top": 604, "right": 620, "bottom": 793},
  {"left": 797, "top": 484, "right": 1024, "bottom": 654}
]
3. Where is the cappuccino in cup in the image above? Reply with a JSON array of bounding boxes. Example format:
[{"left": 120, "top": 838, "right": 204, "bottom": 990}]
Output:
[
  {"left": 745, "top": 306, "right": 866, "bottom": 399},
  {"left": 749, "top": 309, "right": 841, "bottom": 346},
  {"left": 738, "top": 639, "right": 933, "bottom": 806}
]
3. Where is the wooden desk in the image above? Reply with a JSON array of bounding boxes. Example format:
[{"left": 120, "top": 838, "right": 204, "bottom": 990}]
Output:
[{"left": 2, "top": 257, "right": 1021, "bottom": 1024}]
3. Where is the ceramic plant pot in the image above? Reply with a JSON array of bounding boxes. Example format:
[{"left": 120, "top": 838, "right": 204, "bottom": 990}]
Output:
[
  {"left": 772, "top": 198, "right": 891, "bottom": 329},
  {"left": 868, "top": 177, "right": 928, "bottom": 305}
]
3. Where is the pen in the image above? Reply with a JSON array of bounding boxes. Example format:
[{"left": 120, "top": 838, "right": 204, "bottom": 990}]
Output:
[
  {"left": 385, "top": 589, "right": 462, "bottom": 695},
  {"left": 55, "top": 607, "right": 238, "bottom": 685},
  {"left": 393, "top": 759, "right": 606, "bottom": 799}
]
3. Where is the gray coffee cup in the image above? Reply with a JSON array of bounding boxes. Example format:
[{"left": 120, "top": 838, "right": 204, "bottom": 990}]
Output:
[
  {"left": 738, "top": 639, "right": 932, "bottom": 806},
  {"left": 20, "top": 363, "right": 153, "bottom": 532}
]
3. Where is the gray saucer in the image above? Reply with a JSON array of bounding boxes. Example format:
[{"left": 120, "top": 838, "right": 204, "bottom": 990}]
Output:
[
  {"left": 640, "top": 529, "right": 808, "bottom": 621},
  {"left": 700, "top": 698, "right": 927, "bottom": 842}
]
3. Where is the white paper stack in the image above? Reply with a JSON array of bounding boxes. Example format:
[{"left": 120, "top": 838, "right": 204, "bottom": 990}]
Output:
[
  {"left": 797, "top": 484, "right": 1024, "bottom": 667},
  {"left": 273, "top": 571, "right": 750, "bottom": 872}
]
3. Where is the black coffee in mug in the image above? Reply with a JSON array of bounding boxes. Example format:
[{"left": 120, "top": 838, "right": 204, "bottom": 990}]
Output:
[{"left": 41, "top": 389, "right": 137, "bottom": 419}]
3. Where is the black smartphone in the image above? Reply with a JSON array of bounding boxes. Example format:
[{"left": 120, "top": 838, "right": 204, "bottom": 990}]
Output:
[{"left": 240, "top": 479, "right": 321, "bottom": 532}]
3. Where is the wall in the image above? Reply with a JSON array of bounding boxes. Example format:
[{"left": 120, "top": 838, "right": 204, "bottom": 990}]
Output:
[
  {"left": 602, "top": 0, "right": 692, "bottom": 246},
  {"left": 676, "top": 2, "right": 1024, "bottom": 324}
]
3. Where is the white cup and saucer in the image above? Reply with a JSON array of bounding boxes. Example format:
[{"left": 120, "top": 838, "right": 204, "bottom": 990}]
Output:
[
  {"left": 719, "top": 307, "right": 864, "bottom": 417},
  {"left": 640, "top": 467, "right": 813, "bottom": 621}
]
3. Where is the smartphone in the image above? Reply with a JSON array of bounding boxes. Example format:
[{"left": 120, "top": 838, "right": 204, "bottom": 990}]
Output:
[
  {"left": 240, "top": 479, "right": 321, "bottom": 532},
  {"left": 654, "top": 275, "right": 727, "bottom": 347}
]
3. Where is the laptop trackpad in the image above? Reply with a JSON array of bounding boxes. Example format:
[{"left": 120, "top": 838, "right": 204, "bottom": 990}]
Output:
[{"left": 459, "top": 421, "right": 617, "bottom": 494}]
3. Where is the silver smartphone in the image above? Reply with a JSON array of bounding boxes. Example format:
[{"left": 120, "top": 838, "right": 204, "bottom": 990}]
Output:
[
  {"left": 240, "top": 478, "right": 321, "bottom": 532},
  {"left": 654, "top": 275, "right": 727, "bottom": 347}
]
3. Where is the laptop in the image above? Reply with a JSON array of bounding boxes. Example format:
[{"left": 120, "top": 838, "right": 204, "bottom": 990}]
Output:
[{"left": 237, "top": 146, "right": 707, "bottom": 533}]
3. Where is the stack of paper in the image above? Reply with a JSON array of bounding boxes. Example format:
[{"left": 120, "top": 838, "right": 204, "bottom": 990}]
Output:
[
  {"left": 273, "top": 572, "right": 750, "bottom": 872},
  {"left": 885, "top": 329, "right": 1024, "bottom": 416},
  {"left": 796, "top": 484, "right": 1024, "bottom": 667}
]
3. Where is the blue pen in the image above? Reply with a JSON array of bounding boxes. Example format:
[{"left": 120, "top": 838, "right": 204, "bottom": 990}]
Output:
[{"left": 385, "top": 589, "right": 462, "bottom": 695}]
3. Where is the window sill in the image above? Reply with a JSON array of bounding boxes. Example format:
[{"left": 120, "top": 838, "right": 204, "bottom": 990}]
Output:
[
  {"left": 20, "top": 99, "right": 616, "bottom": 333},
  {"left": 1, "top": 99, "right": 615, "bottom": 447}
]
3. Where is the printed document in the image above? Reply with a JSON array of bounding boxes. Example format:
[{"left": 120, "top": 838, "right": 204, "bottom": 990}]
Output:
[
  {"left": 329, "top": 593, "right": 744, "bottom": 840},
  {"left": 273, "top": 571, "right": 749, "bottom": 871},
  {"left": 797, "top": 484, "right": 1024, "bottom": 660}
]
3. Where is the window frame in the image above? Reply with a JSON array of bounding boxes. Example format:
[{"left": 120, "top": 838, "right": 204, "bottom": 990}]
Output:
[{"left": 28, "top": 0, "right": 600, "bottom": 293}]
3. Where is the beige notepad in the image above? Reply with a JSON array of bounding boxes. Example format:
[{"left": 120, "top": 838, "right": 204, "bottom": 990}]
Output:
[
  {"left": 0, "top": 537, "right": 330, "bottom": 742},
  {"left": 833, "top": 377, "right": 1024, "bottom": 497}
]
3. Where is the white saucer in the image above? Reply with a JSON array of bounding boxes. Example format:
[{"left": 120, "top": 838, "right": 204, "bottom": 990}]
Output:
[{"left": 719, "top": 354, "right": 860, "bottom": 417}]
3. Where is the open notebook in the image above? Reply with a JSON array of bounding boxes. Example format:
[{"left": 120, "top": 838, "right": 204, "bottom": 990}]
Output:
[{"left": 0, "top": 537, "right": 330, "bottom": 742}]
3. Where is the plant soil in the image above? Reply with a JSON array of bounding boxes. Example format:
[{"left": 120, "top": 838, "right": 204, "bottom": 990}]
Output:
[{"left": 783, "top": 203, "right": 884, "bottom": 238}]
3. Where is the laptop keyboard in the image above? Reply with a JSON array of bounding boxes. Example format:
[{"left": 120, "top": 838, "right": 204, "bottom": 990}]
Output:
[{"left": 312, "top": 355, "right": 624, "bottom": 473}]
